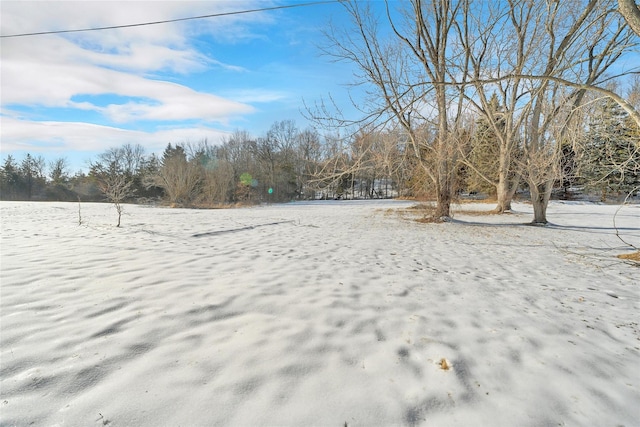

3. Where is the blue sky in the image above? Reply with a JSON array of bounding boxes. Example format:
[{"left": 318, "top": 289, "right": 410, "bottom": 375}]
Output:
[
  {"left": 0, "top": 0, "right": 358, "bottom": 172},
  {"left": 2, "top": 1, "right": 638, "bottom": 174}
]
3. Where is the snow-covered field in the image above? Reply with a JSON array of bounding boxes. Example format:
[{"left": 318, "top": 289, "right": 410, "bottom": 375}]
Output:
[{"left": 1, "top": 200, "right": 638, "bottom": 427}]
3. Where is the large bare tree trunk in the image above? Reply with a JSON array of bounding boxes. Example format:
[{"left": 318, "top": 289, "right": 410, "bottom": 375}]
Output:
[
  {"left": 409, "top": 0, "right": 458, "bottom": 219},
  {"left": 530, "top": 180, "right": 554, "bottom": 224},
  {"left": 619, "top": 0, "right": 640, "bottom": 36},
  {"left": 494, "top": 149, "right": 521, "bottom": 213},
  {"left": 435, "top": 159, "right": 453, "bottom": 219},
  {"left": 495, "top": 180, "right": 512, "bottom": 213},
  {"left": 434, "top": 75, "right": 452, "bottom": 218}
]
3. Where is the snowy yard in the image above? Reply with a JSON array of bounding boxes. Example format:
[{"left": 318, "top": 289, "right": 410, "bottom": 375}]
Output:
[{"left": 1, "top": 200, "right": 638, "bottom": 426}]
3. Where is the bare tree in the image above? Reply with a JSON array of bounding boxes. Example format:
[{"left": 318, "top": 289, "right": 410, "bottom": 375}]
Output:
[
  {"left": 90, "top": 159, "right": 134, "bottom": 227},
  {"left": 249, "top": 136, "right": 278, "bottom": 199},
  {"left": 314, "top": 0, "right": 469, "bottom": 219},
  {"left": 309, "top": 132, "right": 354, "bottom": 199},
  {"left": 151, "top": 144, "right": 202, "bottom": 207},
  {"left": 121, "top": 143, "right": 146, "bottom": 177},
  {"left": 187, "top": 140, "right": 236, "bottom": 206},
  {"left": 455, "top": 0, "right": 638, "bottom": 220},
  {"left": 267, "top": 120, "right": 298, "bottom": 157},
  {"left": 266, "top": 120, "right": 299, "bottom": 200},
  {"left": 517, "top": 0, "right": 637, "bottom": 223},
  {"left": 198, "top": 159, "right": 234, "bottom": 206},
  {"left": 294, "top": 128, "right": 324, "bottom": 198},
  {"left": 99, "top": 174, "right": 133, "bottom": 227},
  {"left": 454, "top": 0, "right": 535, "bottom": 212}
]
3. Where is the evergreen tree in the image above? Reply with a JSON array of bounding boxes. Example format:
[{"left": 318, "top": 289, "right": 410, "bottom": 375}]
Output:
[
  {"left": 49, "top": 158, "right": 69, "bottom": 185},
  {"left": 580, "top": 98, "right": 640, "bottom": 200},
  {"left": 0, "top": 155, "right": 20, "bottom": 200},
  {"left": 467, "top": 93, "right": 504, "bottom": 195},
  {"left": 22, "top": 155, "right": 34, "bottom": 199},
  {"left": 140, "top": 153, "right": 164, "bottom": 199},
  {"left": 161, "top": 143, "right": 187, "bottom": 164}
]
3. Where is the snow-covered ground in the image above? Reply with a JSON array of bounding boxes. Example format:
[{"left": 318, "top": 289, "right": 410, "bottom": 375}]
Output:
[{"left": 1, "top": 200, "right": 638, "bottom": 427}]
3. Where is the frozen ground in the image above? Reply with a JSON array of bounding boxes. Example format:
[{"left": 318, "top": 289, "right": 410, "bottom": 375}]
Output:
[{"left": 1, "top": 200, "right": 639, "bottom": 426}]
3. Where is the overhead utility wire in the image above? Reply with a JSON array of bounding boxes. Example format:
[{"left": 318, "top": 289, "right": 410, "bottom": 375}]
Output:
[{"left": 0, "top": 1, "right": 339, "bottom": 39}]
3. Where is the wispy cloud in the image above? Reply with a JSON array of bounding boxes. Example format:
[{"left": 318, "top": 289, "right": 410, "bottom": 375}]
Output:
[
  {"left": 229, "top": 89, "right": 290, "bottom": 104},
  {"left": 0, "top": 116, "right": 230, "bottom": 154}
]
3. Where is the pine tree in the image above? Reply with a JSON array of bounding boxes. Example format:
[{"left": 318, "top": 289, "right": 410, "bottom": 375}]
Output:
[
  {"left": 21, "top": 154, "right": 36, "bottom": 200},
  {"left": 580, "top": 98, "right": 640, "bottom": 200},
  {"left": 0, "top": 155, "right": 20, "bottom": 200},
  {"left": 467, "top": 93, "right": 504, "bottom": 195}
]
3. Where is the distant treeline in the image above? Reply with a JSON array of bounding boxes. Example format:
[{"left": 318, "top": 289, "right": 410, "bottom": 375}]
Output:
[
  {"left": 0, "top": 120, "right": 412, "bottom": 206},
  {"left": 1, "top": 110, "right": 638, "bottom": 206}
]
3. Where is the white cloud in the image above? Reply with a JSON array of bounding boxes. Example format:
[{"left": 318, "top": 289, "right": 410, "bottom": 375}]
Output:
[
  {"left": 0, "top": 1, "right": 270, "bottom": 126},
  {"left": 229, "top": 89, "right": 290, "bottom": 104},
  {"left": 0, "top": 116, "right": 231, "bottom": 155},
  {"left": 0, "top": 1, "right": 274, "bottom": 45},
  {"left": 2, "top": 53, "right": 254, "bottom": 122},
  {"left": 83, "top": 43, "right": 210, "bottom": 74}
]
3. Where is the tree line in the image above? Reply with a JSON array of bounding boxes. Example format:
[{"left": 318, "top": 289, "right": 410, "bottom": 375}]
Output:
[
  {"left": 2, "top": 93, "right": 638, "bottom": 211},
  {"left": 0, "top": 120, "right": 410, "bottom": 206},
  {"left": 2, "top": 0, "right": 639, "bottom": 225}
]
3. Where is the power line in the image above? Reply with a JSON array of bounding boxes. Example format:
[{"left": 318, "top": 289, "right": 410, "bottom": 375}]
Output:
[{"left": 0, "top": 1, "right": 339, "bottom": 39}]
